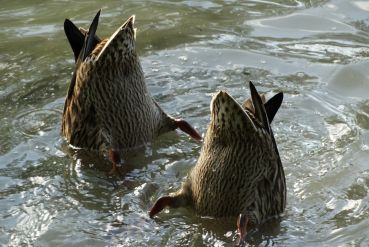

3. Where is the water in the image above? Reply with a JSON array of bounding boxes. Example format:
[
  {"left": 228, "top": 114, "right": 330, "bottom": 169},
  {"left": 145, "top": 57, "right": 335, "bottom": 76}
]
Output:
[{"left": 1, "top": 0, "right": 369, "bottom": 246}]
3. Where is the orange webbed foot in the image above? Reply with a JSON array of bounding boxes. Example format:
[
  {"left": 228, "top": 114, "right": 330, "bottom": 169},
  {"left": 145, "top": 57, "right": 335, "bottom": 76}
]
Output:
[
  {"left": 175, "top": 119, "right": 202, "bottom": 141},
  {"left": 108, "top": 148, "right": 123, "bottom": 178},
  {"left": 236, "top": 214, "right": 249, "bottom": 246},
  {"left": 149, "top": 196, "right": 175, "bottom": 218}
]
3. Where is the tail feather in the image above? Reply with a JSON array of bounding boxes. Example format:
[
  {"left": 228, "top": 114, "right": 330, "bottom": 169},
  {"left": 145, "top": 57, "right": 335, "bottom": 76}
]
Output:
[
  {"left": 249, "top": 81, "right": 271, "bottom": 134},
  {"left": 64, "top": 19, "right": 85, "bottom": 61},
  {"left": 264, "top": 92, "right": 283, "bottom": 123},
  {"left": 81, "top": 10, "right": 101, "bottom": 61}
]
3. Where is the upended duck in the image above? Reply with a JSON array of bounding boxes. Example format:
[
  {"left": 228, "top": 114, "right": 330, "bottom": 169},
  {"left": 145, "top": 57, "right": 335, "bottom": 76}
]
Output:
[
  {"left": 149, "top": 82, "right": 286, "bottom": 243},
  {"left": 61, "top": 10, "right": 201, "bottom": 173}
]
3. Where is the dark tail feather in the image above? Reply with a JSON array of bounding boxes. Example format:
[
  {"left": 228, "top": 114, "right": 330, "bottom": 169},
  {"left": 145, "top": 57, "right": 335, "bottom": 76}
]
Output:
[
  {"left": 264, "top": 92, "right": 283, "bottom": 123},
  {"left": 64, "top": 19, "right": 85, "bottom": 61},
  {"left": 249, "top": 81, "right": 271, "bottom": 134},
  {"left": 82, "top": 10, "right": 101, "bottom": 61}
]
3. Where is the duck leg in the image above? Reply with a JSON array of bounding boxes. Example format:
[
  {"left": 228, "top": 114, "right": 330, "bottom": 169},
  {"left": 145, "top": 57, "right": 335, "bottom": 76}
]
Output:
[
  {"left": 108, "top": 148, "right": 122, "bottom": 177},
  {"left": 236, "top": 214, "right": 249, "bottom": 246},
  {"left": 174, "top": 119, "right": 202, "bottom": 141}
]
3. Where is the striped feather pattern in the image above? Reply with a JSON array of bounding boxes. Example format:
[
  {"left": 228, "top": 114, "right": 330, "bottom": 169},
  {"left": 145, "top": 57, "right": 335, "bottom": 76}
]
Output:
[
  {"left": 189, "top": 91, "right": 285, "bottom": 222},
  {"left": 62, "top": 14, "right": 176, "bottom": 152},
  {"left": 151, "top": 86, "right": 286, "bottom": 226}
]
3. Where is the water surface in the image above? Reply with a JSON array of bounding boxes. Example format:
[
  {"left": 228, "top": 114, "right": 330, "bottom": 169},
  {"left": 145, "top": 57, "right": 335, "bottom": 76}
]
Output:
[{"left": 1, "top": 0, "right": 369, "bottom": 246}]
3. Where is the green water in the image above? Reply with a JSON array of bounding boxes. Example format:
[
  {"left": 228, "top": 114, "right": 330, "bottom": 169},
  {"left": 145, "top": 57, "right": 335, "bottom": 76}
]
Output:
[{"left": 1, "top": 0, "right": 369, "bottom": 246}]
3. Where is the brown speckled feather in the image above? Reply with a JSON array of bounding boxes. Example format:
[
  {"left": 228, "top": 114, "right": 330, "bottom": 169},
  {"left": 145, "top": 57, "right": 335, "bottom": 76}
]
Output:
[
  {"left": 62, "top": 11, "right": 200, "bottom": 152},
  {"left": 150, "top": 82, "right": 286, "bottom": 226}
]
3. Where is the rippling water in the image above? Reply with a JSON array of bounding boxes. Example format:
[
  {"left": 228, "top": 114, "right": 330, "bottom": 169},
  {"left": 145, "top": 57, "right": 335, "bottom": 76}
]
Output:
[{"left": 1, "top": 0, "right": 369, "bottom": 246}]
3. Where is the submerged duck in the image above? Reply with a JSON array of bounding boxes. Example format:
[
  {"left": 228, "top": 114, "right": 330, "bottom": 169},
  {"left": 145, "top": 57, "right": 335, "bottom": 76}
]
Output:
[
  {"left": 149, "top": 82, "right": 286, "bottom": 243},
  {"left": 62, "top": 10, "right": 201, "bottom": 171}
]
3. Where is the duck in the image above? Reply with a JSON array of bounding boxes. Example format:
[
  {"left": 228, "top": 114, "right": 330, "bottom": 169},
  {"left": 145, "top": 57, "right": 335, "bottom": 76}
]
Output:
[
  {"left": 62, "top": 10, "right": 201, "bottom": 173},
  {"left": 149, "top": 81, "right": 286, "bottom": 244}
]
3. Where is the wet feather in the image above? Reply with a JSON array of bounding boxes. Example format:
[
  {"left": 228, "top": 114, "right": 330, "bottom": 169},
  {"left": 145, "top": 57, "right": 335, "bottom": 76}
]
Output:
[{"left": 150, "top": 82, "right": 286, "bottom": 230}]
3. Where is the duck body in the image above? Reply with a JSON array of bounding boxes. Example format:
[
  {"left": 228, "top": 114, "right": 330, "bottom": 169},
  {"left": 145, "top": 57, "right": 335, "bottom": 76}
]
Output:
[
  {"left": 62, "top": 11, "right": 200, "bottom": 152},
  {"left": 150, "top": 82, "right": 286, "bottom": 239},
  {"left": 188, "top": 113, "right": 282, "bottom": 220}
]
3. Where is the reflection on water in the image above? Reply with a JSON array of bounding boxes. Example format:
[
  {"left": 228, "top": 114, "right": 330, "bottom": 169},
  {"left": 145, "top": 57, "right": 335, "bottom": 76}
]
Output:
[{"left": 1, "top": 0, "right": 369, "bottom": 246}]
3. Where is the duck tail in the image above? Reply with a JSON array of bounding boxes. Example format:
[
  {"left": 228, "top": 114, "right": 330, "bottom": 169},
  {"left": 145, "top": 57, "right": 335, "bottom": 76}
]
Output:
[
  {"left": 81, "top": 10, "right": 101, "bottom": 61},
  {"left": 264, "top": 92, "right": 283, "bottom": 123},
  {"left": 64, "top": 19, "right": 85, "bottom": 61}
]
